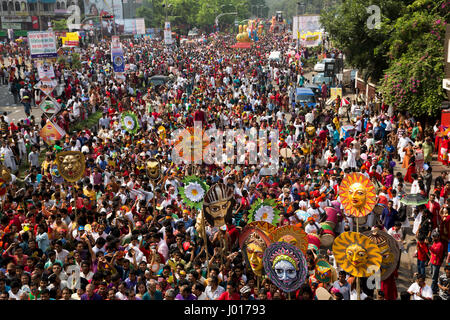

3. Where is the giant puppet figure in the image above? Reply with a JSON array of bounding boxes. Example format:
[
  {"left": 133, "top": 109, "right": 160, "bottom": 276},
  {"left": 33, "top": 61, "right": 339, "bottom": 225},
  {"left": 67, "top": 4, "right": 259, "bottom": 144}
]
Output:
[{"left": 203, "top": 183, "right": 235, "bottom": 228}]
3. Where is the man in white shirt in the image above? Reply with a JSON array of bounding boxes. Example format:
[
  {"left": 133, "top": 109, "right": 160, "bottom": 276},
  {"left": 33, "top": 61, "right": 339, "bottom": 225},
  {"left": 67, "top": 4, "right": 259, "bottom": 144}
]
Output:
[
  {"left": 28, "top": 146, "right": 40, "bottom": 168},
  {"left": 407, "top": 274, "right": 433, "bottom": 300}
]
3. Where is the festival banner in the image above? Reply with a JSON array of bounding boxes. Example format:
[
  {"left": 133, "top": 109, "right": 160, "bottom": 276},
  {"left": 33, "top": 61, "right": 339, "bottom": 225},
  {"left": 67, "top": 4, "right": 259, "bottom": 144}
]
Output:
[
  {"left": 61, "top": 32, "right": 80, "bottom": 47},
  {"left": 110, "top": 39, "right": 124, "bottom": 73},
  {"left": 35, "top": 60, "right": 55, "bottom": 79},
  {"left": 330, "top": 87, "right": 343, "bottom": 100},
  {"left": 35, "top": 77, "right": 58, "bottom": 96},
  {"left": 28, "top": 31, "right": 57, "bottom": 59},
  {"left": 40, "top": 120, "right": 66, "bottom": 145},
  {"left": 164, "top": 21, "right": 173, "bottom": 45}
]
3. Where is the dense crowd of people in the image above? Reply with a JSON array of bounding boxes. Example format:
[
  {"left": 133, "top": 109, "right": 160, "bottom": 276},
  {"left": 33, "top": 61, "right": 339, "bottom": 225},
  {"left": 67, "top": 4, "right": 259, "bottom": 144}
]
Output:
[{"left": 0, "top": 27, "right": 448, "bottom": 301}]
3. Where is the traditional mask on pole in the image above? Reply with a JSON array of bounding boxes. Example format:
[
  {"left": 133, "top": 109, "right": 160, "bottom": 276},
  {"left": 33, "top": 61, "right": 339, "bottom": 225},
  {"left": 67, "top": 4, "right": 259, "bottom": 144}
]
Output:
[
  {"left": 263, "top": 242, "right": 307, "bottom": 293},
  {"left": 332, "top": 231, "right": 382, "bottom": 278},
  {"left": 146, "top": 158, "right": 161, "bottom": 181},
  {"left": 0, "top": 165, "right": 11, "bottom": 183},
  {"left": 55, "top": 151, "right": 86, "bottom": 183},
  {"left": 363, "top": 229, "right": 400, "bottom": 281},
  {"left": 239, "top": 223, "right": 272, "bottom": 277},
  {"left": 339, "top": 172, "right": 376, "bottom": 218},
  {"left": 203, "top": 183, "right": 234, "bottom": 227}
]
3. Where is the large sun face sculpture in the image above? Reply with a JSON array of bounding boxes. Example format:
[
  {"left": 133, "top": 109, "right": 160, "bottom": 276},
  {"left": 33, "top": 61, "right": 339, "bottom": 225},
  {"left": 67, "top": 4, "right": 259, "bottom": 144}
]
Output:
[
  {"left": 339, "top": 172, "right": 376, "bottom": 217},
  {"left": 269, "top": 225, "right": 308, "bottom": 256},
  {"left": 332, "top": 232, "right": 382, "bottom": 277}
]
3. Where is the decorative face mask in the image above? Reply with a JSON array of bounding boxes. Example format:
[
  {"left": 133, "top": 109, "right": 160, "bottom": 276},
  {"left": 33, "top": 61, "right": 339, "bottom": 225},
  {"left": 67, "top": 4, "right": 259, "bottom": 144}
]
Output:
[
  {"left": 345, "top": 244, "right": 368, "bottom": 267},
  {"left": 363, "top": 229, "right": 400, "bottom": 281},
  {"left": 203, "top": 183, "right": 234, "bottom": 227},
  {"left": 0, "top": 165, "right": 11, "bottom": 183},
  {"left": 332, "top": 232, "right": 382, "bottom": 278},
  {"left": 263, "top": 242, "right": 307, "bottom": 293},
  {"left": 56, "top": 151, "right": 86, "bottom": 183},
  {"left": 247, "top": 242, "right": 265, "bottom": 275},
  {"left": 349, "top": 183, "right": 366, "bottom": 209},
  {"left": 339, "top": 172, "right": 376, "bottom": 217},
  {"left": 239, "top": 223, "right": 272, "bottom": 277},
  {"left": 274, "top": 259, "right": 297, "bottom": 284},
  {"left": 146, "top": 158, "right": 161, "bottom": 181}
]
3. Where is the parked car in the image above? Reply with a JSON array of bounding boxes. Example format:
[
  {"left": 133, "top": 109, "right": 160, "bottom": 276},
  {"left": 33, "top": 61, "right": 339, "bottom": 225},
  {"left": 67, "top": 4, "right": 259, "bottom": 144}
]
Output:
[
  {"left": 148, "top": 75, "right": 172, "bottom": 87},
  {"left": 312, "top": 72, "right": 333, "bottom": 86},
  {"left": 295, "top": 87, "right": 317, "bottom": 108},
  {"left": 313, "top": 58, "right": 335, "bottom": 72}
]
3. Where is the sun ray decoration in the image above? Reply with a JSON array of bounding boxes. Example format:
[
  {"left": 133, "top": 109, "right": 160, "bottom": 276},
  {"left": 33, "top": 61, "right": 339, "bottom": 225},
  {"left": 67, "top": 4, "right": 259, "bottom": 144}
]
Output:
[
  {"left": 269, "top": 225, "right": 308, "bottom": 255},
  {"left": 332, "top": 231, "right": 382, "bottom": 278},
  {"left": 338, "top": 172, "right": 376, "bottom": 218}
]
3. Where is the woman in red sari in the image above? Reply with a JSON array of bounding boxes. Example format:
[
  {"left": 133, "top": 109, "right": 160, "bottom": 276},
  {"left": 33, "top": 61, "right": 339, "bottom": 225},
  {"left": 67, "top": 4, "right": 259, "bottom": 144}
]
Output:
[{"left": 404, "top": 155, "right": 416, "bottom": 183}]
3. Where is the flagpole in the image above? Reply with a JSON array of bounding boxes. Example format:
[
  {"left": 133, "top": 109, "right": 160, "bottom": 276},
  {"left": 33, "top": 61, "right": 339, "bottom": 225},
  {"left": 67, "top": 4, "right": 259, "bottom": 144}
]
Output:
[{"left": 356, "top": 215, "right": 360, "bottom": 301}]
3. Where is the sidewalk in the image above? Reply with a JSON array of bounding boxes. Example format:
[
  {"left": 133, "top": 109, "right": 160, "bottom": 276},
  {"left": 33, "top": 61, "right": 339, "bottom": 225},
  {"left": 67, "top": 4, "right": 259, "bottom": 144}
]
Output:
[{"left": 394, "top": 157, "right": 445, "bottom": 294}]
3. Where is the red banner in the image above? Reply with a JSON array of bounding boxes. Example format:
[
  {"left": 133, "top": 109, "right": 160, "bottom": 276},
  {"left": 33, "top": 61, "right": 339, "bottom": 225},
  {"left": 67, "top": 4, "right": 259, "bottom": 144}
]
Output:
[{"left": 32, "top": 16, "right": 39, "bottom": 30}]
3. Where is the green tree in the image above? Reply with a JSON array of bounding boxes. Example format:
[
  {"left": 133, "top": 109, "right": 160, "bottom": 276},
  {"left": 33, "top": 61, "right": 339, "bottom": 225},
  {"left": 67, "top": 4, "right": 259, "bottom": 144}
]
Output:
[
  {"left": 52, "top": 19, "right": 68, "bottom": 31},
  {"left": 320, "top": 0, "right": 414, "bottom": 82},
  {"left": 379, "top": 0, "right": 449, "bottom": 117}
]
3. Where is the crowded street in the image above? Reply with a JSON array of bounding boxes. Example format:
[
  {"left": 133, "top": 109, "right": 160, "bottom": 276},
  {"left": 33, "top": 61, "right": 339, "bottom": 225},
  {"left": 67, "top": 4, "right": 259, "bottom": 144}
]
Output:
[{"left": 0, "top": 1, "right": 449, "bottom": 303}]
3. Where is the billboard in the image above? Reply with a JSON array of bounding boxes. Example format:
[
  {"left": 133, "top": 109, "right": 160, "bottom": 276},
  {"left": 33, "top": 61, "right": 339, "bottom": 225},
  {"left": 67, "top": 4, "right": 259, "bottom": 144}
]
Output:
[
  {"left": 28, "top": 31, "right": 57, "bottom": 59},
  {"left": 84, "top": 0, "right": 123, "bottom": 20},
  {"left": 164, "top": 21, "right": 173, "bottom": 45},
  {"left": 115, "top": 18, "right": 146, "bottom": 34},
  {"left": 293, "top": 15, "right": 322, "bottom": 39}
]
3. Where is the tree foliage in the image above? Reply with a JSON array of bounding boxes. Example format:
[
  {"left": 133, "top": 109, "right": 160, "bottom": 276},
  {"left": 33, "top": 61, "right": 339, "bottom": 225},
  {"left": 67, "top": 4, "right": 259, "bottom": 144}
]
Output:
[
  {"left": 320, "top": 0, "right": 449, "bottom": 117},
  {"left": 136, "top": 0, "right": 263, "bottom": 32}
]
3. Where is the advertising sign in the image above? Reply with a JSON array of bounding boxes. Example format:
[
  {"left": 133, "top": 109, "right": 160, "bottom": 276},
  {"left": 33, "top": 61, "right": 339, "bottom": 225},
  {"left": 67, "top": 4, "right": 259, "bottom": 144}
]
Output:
[
  {"left": 40, "top": 120, "right": 66, "bottom": 145},
  {"left": 39, "top": 97, "right": 61, "bottom": 114},
  {"left": 330, "top": 87, "right": 343, "bottom": 100},
  {"left": 84, "top": 0, "right": 123, "bottom": 20}
]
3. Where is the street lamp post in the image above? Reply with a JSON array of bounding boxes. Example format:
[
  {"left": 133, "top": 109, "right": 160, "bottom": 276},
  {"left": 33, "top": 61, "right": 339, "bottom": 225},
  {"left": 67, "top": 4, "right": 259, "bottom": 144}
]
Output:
[{"left": 296, "top": 2, "right": 305, "bottom": 51}]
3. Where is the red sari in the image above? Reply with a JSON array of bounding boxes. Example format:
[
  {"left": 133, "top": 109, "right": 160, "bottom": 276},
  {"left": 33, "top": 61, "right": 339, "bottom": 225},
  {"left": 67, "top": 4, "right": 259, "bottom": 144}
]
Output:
[{"left": 404, "top": 162, "right": 416, "bottom": 183}]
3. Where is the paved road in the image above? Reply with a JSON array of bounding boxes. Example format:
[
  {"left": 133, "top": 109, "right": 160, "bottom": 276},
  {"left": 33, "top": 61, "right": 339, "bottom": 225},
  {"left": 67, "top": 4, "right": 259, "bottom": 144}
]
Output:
[{"left": 0, "top": 84, "right": 43, "bottom": 123}]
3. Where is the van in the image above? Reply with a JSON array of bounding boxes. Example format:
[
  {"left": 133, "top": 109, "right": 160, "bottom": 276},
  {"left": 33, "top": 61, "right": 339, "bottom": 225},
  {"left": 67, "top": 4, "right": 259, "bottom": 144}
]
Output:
[{"left": 295, "top": 87, "right": 317, "bottom": 108}]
